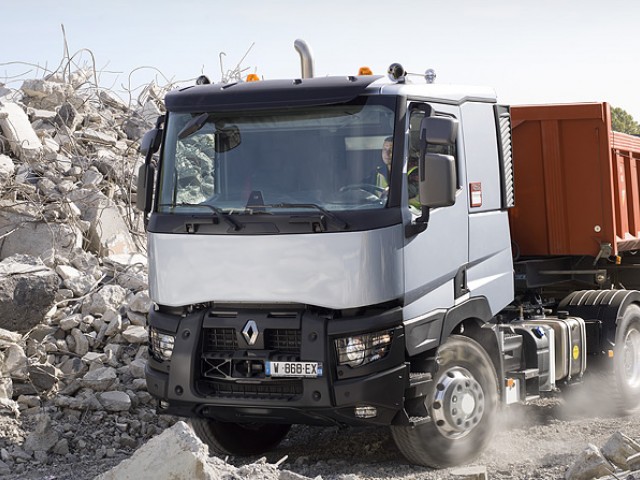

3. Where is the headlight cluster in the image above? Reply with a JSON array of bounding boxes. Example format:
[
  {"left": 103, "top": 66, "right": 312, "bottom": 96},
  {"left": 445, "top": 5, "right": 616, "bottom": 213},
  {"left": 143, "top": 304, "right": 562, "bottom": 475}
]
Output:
[
  {"left": 335, "top": 329, "right": 394, "bottom": 367},
  {"left": 149, "top": 327, "right": 175, "bottom": 362}
]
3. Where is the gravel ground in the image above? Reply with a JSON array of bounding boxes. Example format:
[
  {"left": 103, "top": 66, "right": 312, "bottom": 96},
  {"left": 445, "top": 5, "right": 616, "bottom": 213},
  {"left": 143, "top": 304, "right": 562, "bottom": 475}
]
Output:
[{"left": 3, "top": 393, "right": 639, "bottom": 480}]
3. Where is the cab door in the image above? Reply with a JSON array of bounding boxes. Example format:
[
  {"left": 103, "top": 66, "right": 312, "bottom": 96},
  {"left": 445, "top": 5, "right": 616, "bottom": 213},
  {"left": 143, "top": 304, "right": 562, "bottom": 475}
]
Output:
[{"left": 402, "top": 103, "right": 470, "bottom": 328}]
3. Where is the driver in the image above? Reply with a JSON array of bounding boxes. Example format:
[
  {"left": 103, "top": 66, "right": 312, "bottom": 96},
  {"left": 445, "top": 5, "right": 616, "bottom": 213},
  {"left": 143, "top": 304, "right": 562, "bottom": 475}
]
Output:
[{"left": 376, "top": 136, "right": 393, "bottom": 189}]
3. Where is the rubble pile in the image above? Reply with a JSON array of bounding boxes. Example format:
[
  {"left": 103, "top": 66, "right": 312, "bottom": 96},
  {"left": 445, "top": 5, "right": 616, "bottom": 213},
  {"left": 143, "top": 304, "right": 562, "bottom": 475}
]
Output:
[{"left": 0, "top": 70, "right": 173, "bottom": 477}]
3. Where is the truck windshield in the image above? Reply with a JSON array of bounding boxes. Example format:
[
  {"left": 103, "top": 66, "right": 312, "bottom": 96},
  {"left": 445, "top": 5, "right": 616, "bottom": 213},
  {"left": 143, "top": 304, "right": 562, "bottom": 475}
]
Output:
[{"left": 156, "top": 96, "right": 396, "bottom": 214}]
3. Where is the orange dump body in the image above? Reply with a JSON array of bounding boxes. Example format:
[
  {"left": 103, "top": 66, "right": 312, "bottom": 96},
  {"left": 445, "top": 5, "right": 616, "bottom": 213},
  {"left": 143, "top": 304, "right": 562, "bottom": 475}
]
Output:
[{"left": 509, "top": 103, "right": 640, "bottom": 257}]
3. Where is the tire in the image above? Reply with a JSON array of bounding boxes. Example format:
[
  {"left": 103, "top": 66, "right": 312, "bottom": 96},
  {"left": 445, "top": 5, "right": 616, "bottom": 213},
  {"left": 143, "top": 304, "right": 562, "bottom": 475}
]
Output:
[
  {"left": 391, "top": 335, "right": 499, "bottom": 468},
  {"left": 190, "top": 418, "right": 291, "bottom": 457},
  {"left": 611, "top": 304, "right": 640, "bottom": 414}
]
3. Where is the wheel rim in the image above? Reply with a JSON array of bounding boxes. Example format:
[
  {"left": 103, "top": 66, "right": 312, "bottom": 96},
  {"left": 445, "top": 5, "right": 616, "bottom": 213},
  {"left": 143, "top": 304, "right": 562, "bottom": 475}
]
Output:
[
  {"left": 622, "top": 327, "right": 640, "bottom": 389},
  {"left": 431, "top": 367, "right": 485, "bottom": 439}
]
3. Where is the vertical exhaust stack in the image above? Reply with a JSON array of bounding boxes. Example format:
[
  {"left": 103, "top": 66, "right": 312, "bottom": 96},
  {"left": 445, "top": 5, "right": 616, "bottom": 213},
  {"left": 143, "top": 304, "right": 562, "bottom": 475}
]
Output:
[{"left": 294, "top": 39, "right": 314, "bottom": 79}]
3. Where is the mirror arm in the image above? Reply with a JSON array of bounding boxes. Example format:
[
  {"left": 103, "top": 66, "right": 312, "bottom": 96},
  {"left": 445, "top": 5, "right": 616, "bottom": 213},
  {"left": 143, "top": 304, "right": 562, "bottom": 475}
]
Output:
[{"left": 405, "top": 206, "right": 430, "bottom": 238}]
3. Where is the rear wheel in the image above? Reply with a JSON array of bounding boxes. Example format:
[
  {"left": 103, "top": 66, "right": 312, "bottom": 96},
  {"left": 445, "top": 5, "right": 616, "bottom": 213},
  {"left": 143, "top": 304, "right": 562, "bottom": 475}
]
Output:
[
  {"left": 391, "top": 335, "right": 499, "bottom": 468},
  {"left": 611, "top": 304, "right": 640, "bottom": 414},
  {"left": 190, "top": 418, "right": 291, "bottom": 456}
]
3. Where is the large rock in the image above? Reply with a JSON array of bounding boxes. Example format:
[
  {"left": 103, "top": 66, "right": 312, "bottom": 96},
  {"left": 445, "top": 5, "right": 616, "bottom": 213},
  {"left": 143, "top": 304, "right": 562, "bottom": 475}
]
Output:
[
  {"left": 98, "top": 391, "right": 131, "bottom": 412},
  {"left": 23, "top": 414, "right": 59, "bottom": 454},
  {"left": 81, "top": 366, "right": 117, "bottom": 392},
  {"left": 0, "top": 255, "right": 58, "bottom": 332},
  {"left": 0, "top": 343, "right": 27, "bottom": 380},
  {"left": 565, "top": 444, "right": 615, "bottom": 480},
  {"left": 66, "top": 189, "right": 136, "bottom": 256},
  {"left": 0, "top": 100, "right": 43, "bottom": 161},
  {"left": 21, "top": 79, "right": 74, "bottom": 109},
  {"left": 0, "top": 154, "right": 13, "bottom": 184},
  {"left": 82, "top": 285, "right": 128, "bottom": 316},
  {"left": 0, "top": 213, "right": 82, "bottom": 266},
  {"left": 28, "top": 362, "right": 60, "bottom": 392},
  {"left": 95, "top": 421, "right": 217, "bottom": 480},
  {"left": 601, "top": 432, "right": 640, "bottom": 470}
]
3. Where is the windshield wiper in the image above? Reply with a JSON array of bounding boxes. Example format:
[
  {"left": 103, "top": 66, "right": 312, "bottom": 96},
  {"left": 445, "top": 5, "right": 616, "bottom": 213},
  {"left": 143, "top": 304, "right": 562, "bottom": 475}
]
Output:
[
  {"left": 265, "top": 203, "right": 349, "bottom": 230},
  {"left": 158, "top": 203, "right": 242, "bottom": 231}
]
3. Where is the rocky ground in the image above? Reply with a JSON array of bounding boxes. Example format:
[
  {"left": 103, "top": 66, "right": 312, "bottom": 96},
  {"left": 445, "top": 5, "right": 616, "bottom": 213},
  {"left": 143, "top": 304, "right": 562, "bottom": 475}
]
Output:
[
  {"left": 1, "top": 397, "right": 640, "bottom": 479},
  {"left": 1, "top": 61, "right": 639, "bottom": 480}
]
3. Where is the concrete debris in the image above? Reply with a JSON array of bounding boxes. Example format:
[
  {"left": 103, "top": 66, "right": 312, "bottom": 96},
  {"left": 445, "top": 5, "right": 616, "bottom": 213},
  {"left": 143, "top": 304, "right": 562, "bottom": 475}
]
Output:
[
  {"left": 566, "top": 433, "right": 640, "bottom": 480},
  {"left": 565, "top": 444, "right": 615, "bottom": 480},
  {"left": 95, "top": 421, "right": 318, "bottom": 480},
  {"left": 0, "top": 101, "right": 44, "bottom": 161},
  {"left": 450, "top": 466, "right": 488, "bottom": 480},
  {"left": 0, "top": 254, "right": 59, "bottom": 332},
  {"left": 601, "top": 432, "right": 640, "bottom": 470}
]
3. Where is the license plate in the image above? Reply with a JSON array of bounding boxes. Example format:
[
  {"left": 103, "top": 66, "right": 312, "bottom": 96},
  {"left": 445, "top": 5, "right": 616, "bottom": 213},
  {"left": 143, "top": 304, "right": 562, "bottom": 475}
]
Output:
[{"left": 266, "top": 361, "right": 323, "bottom": 378}]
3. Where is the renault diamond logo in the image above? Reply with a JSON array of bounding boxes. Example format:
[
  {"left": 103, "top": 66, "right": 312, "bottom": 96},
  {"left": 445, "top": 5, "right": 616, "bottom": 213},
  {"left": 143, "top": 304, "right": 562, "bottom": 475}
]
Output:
[{"left": 242, "top": 320, "right": 259, "bottom": 346}]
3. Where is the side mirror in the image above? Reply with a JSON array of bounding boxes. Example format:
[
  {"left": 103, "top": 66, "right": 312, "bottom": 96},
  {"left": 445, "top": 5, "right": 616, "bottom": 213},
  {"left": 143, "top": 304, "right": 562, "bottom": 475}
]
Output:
[
  {"left": 419, "top": 116, "right": 458, "bottom": 208},
  {"left": 406, "top": 116, "right": 458, "bottom": 237},
  {"left": 420, "top": 116, "right": 458, "bottom": 145},
  {"left": 136, "top": 163, "right": 155, "bottom": 213},
  {"left": 420, "top": 154, "right": 456, "bottom": 207},
  {"left": 215, "top": 125, "right": 241, "bottom": 153},
  {"left": 140, "top": 128, "right": 162, "bottom": 156}
]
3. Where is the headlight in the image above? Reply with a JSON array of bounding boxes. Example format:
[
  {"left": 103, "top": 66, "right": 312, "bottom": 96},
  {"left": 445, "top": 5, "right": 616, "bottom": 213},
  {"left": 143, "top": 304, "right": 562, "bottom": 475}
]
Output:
[
  {"left": 335, "top": 329, "right": 394, "bottom": 367},
  {"left": 149, "top": 327, "right": 175, "bottom": 361}
]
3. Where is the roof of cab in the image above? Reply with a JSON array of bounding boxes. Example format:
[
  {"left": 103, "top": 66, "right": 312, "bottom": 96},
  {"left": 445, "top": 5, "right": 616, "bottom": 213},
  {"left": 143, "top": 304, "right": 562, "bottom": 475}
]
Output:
[{"left": 163, "top": 74, "right": 497, "bottom": 112}]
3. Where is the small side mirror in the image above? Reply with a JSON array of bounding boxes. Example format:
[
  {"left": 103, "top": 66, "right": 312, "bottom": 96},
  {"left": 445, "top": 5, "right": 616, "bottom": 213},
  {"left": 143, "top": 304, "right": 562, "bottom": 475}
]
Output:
[
  {"left": 419, "top": 116, "right": 458, "bottom": 208},
  {"left": 136, "top": 163, "right": 155, "bottom": 213},
  {"left": 215, "top": 125, "right": 241, "bottom": 153},
  {"left": 420, "top": 154, "right": 456, "bottom": 207},
  {"left": 140, "top": 128, "right": 162, "bottom": 156},
  {"left": 420, "top": 116, "right": 458, "bottom": 145}
]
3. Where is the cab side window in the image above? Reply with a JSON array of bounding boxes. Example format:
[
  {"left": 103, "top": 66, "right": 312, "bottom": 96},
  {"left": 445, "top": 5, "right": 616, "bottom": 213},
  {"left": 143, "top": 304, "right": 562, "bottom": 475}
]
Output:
[{"left": 407, "top": 109, "right": 458, "bottom": 210}]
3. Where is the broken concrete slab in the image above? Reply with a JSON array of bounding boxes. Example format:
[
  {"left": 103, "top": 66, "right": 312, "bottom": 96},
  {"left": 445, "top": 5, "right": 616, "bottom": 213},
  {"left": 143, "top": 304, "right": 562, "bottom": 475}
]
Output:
[
  {"left": 98, "top": 391, "right": 131, "bottom": 412},
  {"left": 22, "top": 414, "right": 59, "bottom": 454},
  {"left": 0, "top": 212, "right": 83, "bottom": 266},
  {"left": 21, "top": 79, "right": 74, "bottom": 109},
  {"left": 0, "top": 101, "right": 44, "bottom": 161},
  {"left": 601, "top": 431, "right": 640, "bottom": 470},
  {"left": 66, "top": 189, "right": 137, "bottom": 257},
  {"left": 0, "top": 154, "right": 14, "bottom": 184},
  {"left": 122, "top": 326, "right": 147, "bottom": 344},
  {"left": 0, "top": 255, "right": 58, "bottom": 333},
  {"left": 81, "top": 366, "right": 117, "bottom": 392},
  {"left": 565, "top": 444, "right": 615, "bottom": 480},
  {"left": 95, "top": 421, "right": 218, "bottom": 480}
]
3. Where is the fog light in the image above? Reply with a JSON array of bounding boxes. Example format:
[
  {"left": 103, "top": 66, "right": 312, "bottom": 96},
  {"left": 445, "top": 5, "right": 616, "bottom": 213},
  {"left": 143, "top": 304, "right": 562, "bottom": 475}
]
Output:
[
  {"left": 149, "top": 327, "right": 175, "bottom": 361},
  {"left": 354, "top": 406, "right": 377, "bottom": 419}
]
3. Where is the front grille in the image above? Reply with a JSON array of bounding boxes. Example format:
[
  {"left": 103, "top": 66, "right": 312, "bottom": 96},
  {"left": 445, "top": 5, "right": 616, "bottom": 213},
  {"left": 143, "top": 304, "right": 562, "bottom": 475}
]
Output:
[
  {"left": 197, "top": 378, "right": 302, "bottom": 400},
  {"left": 203, "top": 328, "right": 237, "bottom": 351},
  {"left": 264, "top": 329, "right": 301, "bottom": 353},
  {"left": 199, "top": 322, "right": 304, "bottom": 400},
  {"left": 202, "top": 327, "right": 300, "bottom": 353}
]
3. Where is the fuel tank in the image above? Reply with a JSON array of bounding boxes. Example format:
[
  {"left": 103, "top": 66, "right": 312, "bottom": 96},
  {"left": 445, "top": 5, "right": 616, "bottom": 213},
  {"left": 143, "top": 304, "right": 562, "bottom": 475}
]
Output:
[{"left": 527, "top": 315, "right": 587, "bottom": 382}]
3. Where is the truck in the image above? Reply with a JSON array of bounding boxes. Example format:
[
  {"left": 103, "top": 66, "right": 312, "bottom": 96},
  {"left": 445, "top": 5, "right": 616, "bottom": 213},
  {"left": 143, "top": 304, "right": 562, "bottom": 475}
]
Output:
[{"left": 136, "top": 41, "right": 640, "bottom": 468}]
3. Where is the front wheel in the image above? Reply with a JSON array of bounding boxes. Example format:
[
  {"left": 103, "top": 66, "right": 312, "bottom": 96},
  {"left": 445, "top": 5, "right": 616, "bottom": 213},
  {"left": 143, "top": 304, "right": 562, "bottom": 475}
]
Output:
[
  {"left": 611, "top": 304, "right": 640, "bottom": 414},
  {"left": 190, "top": 418, "right": 291, "bottom": 456},
  {"left": 391, "top": 335, "right": 499, "bottom": 468}
]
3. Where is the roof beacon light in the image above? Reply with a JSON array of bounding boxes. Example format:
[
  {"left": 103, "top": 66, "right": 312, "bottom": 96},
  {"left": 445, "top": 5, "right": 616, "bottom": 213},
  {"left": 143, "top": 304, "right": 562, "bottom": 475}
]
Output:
[
  {"left": 246, "top": 73, "right": 260, "bottom": 82},
  {"left": 387, "top": 63, "right": 405, "bottom": 82},
  {"left": 358, "top": 66, "right": 373, "bottom": 76}
]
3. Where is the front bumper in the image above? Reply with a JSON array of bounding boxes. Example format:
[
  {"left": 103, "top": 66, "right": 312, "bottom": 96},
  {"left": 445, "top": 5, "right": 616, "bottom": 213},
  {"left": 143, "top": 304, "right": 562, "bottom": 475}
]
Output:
[{"left": 145, "top": 305, "right": 408, "bottom": 426}]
